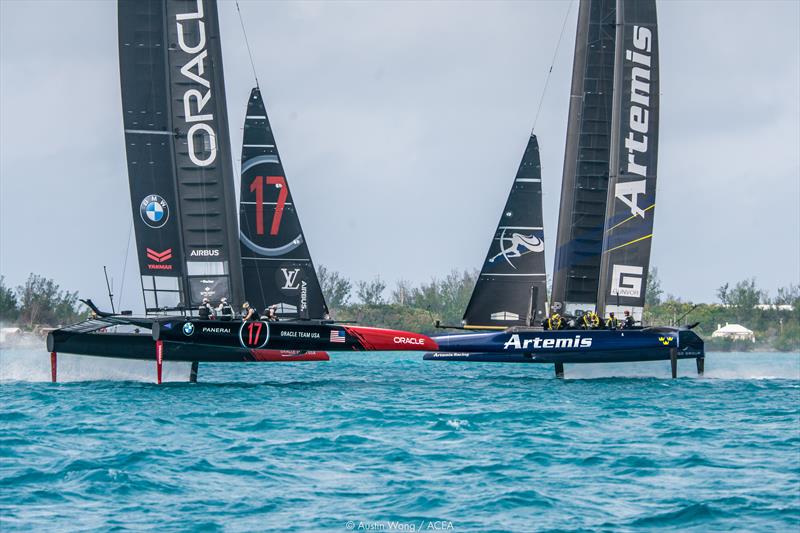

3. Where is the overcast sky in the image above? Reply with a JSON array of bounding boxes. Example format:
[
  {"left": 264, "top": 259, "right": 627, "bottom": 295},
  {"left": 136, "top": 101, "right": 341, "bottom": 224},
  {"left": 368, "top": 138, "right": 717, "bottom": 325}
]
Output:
[{"left": 1, "top": 0, "right": 798, "bottom": 312}]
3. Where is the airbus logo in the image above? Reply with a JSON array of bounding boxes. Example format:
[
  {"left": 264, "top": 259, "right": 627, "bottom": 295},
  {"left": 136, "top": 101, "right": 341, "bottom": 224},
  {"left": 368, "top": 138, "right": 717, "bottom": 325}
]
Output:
[{"left": 190, "top": 249, "right": 219, "bottom": 257}]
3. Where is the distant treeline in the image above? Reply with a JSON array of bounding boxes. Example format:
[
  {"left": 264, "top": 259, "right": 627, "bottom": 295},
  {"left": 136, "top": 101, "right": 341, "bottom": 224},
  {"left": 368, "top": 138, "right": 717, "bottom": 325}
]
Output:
[
  {"left": 316, "top": 266, "right": 800, "bottom": 352},
  {"left": 1, "top": 269, "right": 798, "bottom": 352},
  {"left": 0, "top": 275, "right": 85, "bottom": 328}
]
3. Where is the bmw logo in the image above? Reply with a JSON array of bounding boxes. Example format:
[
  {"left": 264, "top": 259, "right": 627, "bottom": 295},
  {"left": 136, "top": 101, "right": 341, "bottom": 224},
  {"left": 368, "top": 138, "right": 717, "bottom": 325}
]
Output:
[
  {"left": 182, "top": 322, "right": 195, "bottom": 336},
  {"left": 140, "top": 194, "right": 170, "bottom": 228}
]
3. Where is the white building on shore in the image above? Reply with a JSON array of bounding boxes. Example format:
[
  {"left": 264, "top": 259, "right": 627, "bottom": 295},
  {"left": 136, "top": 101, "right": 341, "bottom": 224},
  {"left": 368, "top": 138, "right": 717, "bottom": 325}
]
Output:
[{"left": 712, "top": 323, "right": 755, "bottom": 342}]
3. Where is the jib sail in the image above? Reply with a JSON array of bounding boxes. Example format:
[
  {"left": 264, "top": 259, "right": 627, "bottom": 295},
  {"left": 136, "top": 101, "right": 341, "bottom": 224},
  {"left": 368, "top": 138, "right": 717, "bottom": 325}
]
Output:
[
  {"left": 551, "top": 0, "right": 617, "bottom": 317},
  {"left": 462, "top": 135, "right": 548, "bottom": 328},
  {"left": 118, "top": 0, "right": 245, "bottom": 311},
  {"left": 238, "top": 88, "right": 328, "bottom": 319},
  {"left": 596, "top": 0, "right": 659, "bottom": 321}
]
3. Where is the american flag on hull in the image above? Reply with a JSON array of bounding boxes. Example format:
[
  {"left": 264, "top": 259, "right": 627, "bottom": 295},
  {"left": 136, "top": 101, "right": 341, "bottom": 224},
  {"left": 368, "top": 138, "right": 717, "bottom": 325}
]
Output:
[{"left": 330, "top": 330, "right": 346, "bottom": 343}]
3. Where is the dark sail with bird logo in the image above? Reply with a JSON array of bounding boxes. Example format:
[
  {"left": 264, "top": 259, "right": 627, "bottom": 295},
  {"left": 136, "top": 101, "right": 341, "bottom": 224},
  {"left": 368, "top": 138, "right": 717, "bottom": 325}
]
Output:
[
  {"left": 551, "top": 0, "right": 617, "bottom": 318},
  {"left": 596, "top": 0, "right": 659, "bottom": 321},
  {"left": 238, "top": 87, "right": 328, "bottom": 319},
  {"left": 118, "top": 0, "right": 245, "bottom": 311},
  {"left": 462, "top": 135, "right": 548, "bottom": 328}
]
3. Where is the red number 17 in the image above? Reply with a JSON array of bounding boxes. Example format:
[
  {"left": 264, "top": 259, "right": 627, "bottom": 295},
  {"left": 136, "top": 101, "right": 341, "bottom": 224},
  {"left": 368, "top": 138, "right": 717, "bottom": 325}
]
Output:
[{"left": 250, "top": 175, "right": 288, "bottom": 236}]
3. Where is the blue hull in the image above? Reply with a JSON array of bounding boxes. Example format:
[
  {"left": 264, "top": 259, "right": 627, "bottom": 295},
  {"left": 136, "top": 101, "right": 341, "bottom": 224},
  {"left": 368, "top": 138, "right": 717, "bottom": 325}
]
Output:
[{"left": 425, "top": 327, "right": 704, "bottom": 364}]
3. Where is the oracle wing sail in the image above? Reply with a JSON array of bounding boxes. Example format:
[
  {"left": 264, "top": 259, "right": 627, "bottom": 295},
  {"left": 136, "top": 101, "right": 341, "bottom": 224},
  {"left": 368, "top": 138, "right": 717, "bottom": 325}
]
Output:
[
  {"left": 550, "top": 0, "right": 617, "bottom": 317},
  {"left": 238, "top": 88, "right": 328, "bottom": 319},
  {"left": 596, "top": 0, "right": 659, "bottom": 321},
  {"left": 118, "top": 0, "right": 245, "bottom": 311},
  {"left": 462, "top": 134, "right": 548, "bottom": 329}
]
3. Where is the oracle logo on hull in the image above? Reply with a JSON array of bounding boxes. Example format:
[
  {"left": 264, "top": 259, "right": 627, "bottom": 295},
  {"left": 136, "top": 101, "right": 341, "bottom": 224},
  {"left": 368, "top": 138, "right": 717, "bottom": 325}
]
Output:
[{"left": 393, "top": 336, "right": 426, "bottom": 346}]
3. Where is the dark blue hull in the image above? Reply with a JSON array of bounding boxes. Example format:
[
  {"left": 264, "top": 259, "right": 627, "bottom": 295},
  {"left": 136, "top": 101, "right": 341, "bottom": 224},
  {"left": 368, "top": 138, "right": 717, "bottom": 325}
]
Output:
[{"left": 425, "top": 327, "right": 704, "bottom": 364}]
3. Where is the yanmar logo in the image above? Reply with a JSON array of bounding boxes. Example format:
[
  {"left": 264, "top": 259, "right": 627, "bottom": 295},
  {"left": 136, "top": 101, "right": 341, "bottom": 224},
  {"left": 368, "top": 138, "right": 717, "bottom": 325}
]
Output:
[
  {"left": 394, "top": 336, "right": 425, "bottom": 345},
  {"left": 146, "top": 248, "right": 173, "bottom": 270},
  {"left": 190, "top": 249, "right": 219, "bottom": 257},
  {"left": 503, "top": 334, "right": 592, "bottom": 350}
]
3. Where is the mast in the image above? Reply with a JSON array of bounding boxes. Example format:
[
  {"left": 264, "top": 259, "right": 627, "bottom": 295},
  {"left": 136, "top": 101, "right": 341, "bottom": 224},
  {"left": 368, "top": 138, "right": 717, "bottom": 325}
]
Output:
[
  {"left": 462, "top": 135, "right": 547, "bottom": 329},
  {"left": 118, "top": 0, "right": 245, "bottom": 312},
  {"left": 551, "top": 0, "right": 617, "bottom": 317},
  {"left": 238, "top": 88, "right": 329, "bottom": 318},
  {"left": 596, "top": 0, "right": 659, "bottom": 321}
]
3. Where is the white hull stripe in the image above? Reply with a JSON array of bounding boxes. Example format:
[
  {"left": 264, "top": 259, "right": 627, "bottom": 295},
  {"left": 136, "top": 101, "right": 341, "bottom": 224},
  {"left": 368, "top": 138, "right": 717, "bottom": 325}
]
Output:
[
  {"left": 243, "top": 144, "right": 275, "bottom": 148},
  {"left": 246, "top": 115, "right": 267, "bottom": 119},
  {"left": 515, "top": 178, "right": 541, "bottom": 183}
]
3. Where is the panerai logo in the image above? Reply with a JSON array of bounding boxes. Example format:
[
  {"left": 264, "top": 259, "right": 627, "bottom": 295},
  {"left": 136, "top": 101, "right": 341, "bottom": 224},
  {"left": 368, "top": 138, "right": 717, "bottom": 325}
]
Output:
[
  {"left": 616, "top": 25, "right": 653, "bottom": 218},
  {"left": 503, "top": 334, "right": 592, "bottom": 350},
  {"left": 176, "top": 0, "right": 217, "bottom": 167}
]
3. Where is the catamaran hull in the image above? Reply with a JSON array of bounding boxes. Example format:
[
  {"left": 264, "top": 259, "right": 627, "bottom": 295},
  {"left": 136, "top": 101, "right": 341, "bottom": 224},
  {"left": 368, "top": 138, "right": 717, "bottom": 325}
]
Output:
[{"left": 425, "top": 327, "right": 703, "bottom": 364}]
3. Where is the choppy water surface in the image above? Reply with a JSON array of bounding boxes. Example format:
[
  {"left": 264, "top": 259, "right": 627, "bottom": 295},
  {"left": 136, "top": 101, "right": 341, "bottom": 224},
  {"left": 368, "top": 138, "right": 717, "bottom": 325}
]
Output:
[{"left": 1, "top": 349, "right": 798, "bottom": 532}]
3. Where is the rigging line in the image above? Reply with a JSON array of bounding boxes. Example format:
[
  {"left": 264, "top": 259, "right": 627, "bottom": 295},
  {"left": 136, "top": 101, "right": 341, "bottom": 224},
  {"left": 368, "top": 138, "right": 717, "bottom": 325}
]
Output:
[
  {"left": 117, "top": 221, "right": 133, "bottom": 310},
  {"left": 236, "top": 1, "right": 260, "bottom": 89},
  {"left": 531, "top": 0, "right": 574, "bottom": 134}
]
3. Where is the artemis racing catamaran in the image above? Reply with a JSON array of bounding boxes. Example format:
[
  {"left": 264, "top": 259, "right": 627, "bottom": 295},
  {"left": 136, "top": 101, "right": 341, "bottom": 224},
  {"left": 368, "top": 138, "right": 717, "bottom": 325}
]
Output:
[
  {"left": 424, "top": 0, "right": 705, "bottom": 377},
  {"left": 46, "top": 0, "right": 437, "bottom": 383}
]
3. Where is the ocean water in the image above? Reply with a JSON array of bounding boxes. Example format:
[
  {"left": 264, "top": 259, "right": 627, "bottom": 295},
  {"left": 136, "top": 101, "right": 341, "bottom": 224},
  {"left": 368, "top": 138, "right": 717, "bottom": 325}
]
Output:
[{"left": 1, "top": 349, "right": 798, "bottom": 532}]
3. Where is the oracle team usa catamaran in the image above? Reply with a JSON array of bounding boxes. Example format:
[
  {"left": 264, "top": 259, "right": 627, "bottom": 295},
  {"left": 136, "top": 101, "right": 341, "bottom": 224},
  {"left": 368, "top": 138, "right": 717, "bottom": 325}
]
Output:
[{"left": 47, "top": 0, "right": 437, "bottom": 383}]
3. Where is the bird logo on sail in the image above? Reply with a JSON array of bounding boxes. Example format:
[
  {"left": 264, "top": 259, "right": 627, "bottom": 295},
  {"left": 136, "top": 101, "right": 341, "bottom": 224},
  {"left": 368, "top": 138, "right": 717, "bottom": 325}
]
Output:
[
  {"left": 489, "top": 229, "right": 544, "bottom": 269},
  {"left": 139, "top": 194, "right": 169, "bottom": 229}
]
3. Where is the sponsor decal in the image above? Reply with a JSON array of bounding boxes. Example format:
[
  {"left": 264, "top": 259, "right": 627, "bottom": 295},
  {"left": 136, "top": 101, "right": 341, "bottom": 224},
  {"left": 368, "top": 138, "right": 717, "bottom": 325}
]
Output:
[
  {"left": 393, "top": 336, "right": 425, "bottom": 346},
  {"left": 658, "top": 336, "right": 674, "bottom": 346},
  {"left": 239, "top": 320, "right": 269, "bottom": 349},
  {"left": 190, "top": 249, "right": 220, "bottom": 257},
  {"left": 616, "top": 24, "right": 653, "bottom": 217},
  {"left": 491, "top": 311, "right": 519, "bottom": 321},
  {"left": 279, "top": 330, "right": 321, "bottom": 339},
  {"left": 300, "top": 281, "right": 308, "bottom": 313},
  {"left": 175, "top": 0, "right": 217, "bottom": 167},
  {"left": 330, "top": 330, "right": 346, "bottom": 344},
  {"left": 503, "top": 334, "right": 592, "bottom": 350},
  {"left": 146, "top": 248, "right": 173, "bottom": 270},
  {"left": 201, "top": 327, "right": 231, "bottom": 334},
  {"left": 182, "top": 322, "right": 195, "bottom": 336},
  {"left": 140, "top": 195, "right": 170, "bottom": 228},
  {"left": 489, "top": 228, "right": 544, "bottom": 269},
  {"left": 610, "top": 264, "right": 644, "bottom": 298},
  {"left": 281, "top": 268, "right": 301, "bottom": 290},
  {"left": 200, "top": 285, "right": 216, "bottom": 298}
]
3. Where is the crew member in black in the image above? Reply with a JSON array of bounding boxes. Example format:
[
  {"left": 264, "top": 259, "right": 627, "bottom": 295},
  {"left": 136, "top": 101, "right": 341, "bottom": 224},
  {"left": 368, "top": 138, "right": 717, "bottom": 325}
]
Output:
[
  {"left": 623, "top": 310, "right": 636, "bottom": 329},
  {"left": 217, "top": 297, "right": 233, "bottom": 321},
  {"left": 198, "top": 298, "right": 213, "bottom": 320},
  {"left": 605, "top": 312, "right": 619, "bottom": 330},
  {"left": 263, "top": 305, "right": 278, "bottom": 322},
  {"left": 242, "top": 302, "right": 257, "bottom": 322}
]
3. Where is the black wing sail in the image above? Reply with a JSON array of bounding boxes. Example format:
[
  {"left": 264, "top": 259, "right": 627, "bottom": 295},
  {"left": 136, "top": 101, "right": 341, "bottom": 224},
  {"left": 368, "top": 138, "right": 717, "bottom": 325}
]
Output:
[
  {"left": 551, "top": 0, "right": 617, "bottom": 317},
  {"left": 596, "top": 0, "right": 659, "bottom": 321},
  {"left": 238, "top": 88, "right": 328, "bottom": 319},
  {"left": 462, "top": 135, "right": 548, "bottom": 328},
  {"left": 119, "top": 0, "right": 245, "bottom": 311},
  {"left": 119, "top": 0, "right": 187, "bottom": 312}
]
